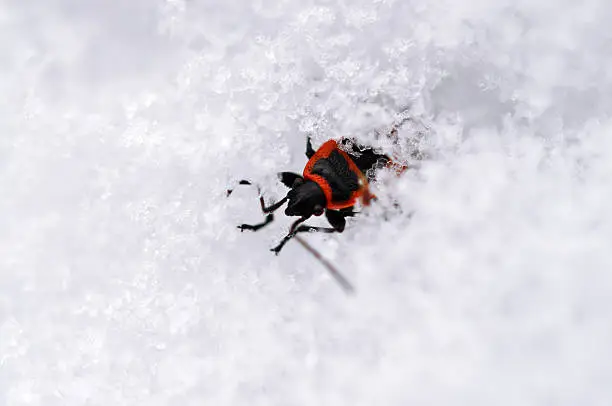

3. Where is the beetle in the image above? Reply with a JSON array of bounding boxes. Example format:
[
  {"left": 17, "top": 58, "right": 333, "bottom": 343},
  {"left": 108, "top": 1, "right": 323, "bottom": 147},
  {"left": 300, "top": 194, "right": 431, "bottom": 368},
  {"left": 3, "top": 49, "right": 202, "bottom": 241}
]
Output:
[
  {"left": 228, "top": 114, "right": 415, "bottom": 292},
  {"left": 230, "top": 136, "right": 406, "bottom": 254}
]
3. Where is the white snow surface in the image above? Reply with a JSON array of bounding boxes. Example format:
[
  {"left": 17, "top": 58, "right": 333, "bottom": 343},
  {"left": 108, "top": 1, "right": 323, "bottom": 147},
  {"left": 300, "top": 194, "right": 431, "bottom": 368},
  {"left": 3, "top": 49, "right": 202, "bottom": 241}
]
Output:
[{"left": 2, "top": 0, "right": 612, "bottom": 405}]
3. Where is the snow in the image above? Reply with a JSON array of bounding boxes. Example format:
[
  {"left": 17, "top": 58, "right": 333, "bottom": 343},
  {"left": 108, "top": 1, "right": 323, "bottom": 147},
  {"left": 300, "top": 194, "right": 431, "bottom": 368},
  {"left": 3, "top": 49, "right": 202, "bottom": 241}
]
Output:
[{"left": 2, "top": 0, "right": 612, "bottom": 404}]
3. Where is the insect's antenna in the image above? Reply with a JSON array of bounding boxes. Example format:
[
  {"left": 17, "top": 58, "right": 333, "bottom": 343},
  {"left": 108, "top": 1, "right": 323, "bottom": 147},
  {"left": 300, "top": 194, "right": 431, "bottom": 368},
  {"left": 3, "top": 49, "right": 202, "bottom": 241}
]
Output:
[
  {"left": 227, "top": 179, "right": 288, "bottom": 215},
  {"left": 226, "top": 180, "right": 256, "bottom": 197},
  {"left": 294, "top": 235, "right": 355, "bottom": 294}
]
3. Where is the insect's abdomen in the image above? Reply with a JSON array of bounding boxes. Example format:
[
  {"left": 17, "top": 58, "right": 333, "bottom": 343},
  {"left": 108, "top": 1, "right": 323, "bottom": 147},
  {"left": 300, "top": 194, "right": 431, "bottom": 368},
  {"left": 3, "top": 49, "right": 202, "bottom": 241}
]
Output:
[{"left": 310, "top": 149, "right": 360, "bottom": 202}]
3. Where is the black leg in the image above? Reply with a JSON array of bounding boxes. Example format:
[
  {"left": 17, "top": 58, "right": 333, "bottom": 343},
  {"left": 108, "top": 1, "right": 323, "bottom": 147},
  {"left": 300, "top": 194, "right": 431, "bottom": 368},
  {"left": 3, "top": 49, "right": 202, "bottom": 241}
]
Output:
[
  {"left": 271, "top": 223, "right": 342, "bottom": 254},
  {"left": 306, "top": 137, "right": 316, "bottom": 159},
  {"left": 325, "top": 209, "right": 347, "bottom": 232},
  {"left": 238, "top": 214, "right": 273, "bottom": 231},
  {"left": 229, "top": 179, "right": 288, "bottom": 232},
  {"left": 270, "top": 208, "right": 351, "bottom": 252},
  {"left": 260, "top": 195, "right": 288, "bottom": 213},
  {"left": 237, "top": 196, "right": 288, "bottom": 233},
  {"left": 270, "top": 216, "right": 309, "bottom": 254},
  {"left": 338, "top": 206, "right": 356, "bottom": 216},
  {"left": 295, "top": 225, "right": 338, "bottom": 234},
  {"left": 270, "top": 215, "right": 350, "bottom": 254}
]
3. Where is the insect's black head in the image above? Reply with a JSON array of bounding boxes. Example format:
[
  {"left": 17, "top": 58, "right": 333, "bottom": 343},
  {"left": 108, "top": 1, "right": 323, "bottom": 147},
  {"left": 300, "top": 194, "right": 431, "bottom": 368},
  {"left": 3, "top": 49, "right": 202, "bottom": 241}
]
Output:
[{"left": 285, "top": 179, "right": 326, "bottom": 217}]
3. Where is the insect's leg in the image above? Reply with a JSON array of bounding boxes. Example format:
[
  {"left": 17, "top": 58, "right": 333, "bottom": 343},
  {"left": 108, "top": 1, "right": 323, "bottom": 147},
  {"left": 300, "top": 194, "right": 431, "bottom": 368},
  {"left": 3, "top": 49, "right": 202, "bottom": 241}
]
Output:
[
  {"left": 238, "top": 195, "right": 288, "bottom": 232},
  {"left": 270, "top": 216, "right": 309, "bottom": 254},
  {"left": 238, "top": 214, "right": 274, "bottom": 232},
  {"left": 339, "top": 207, "right": 357, "bottom": 217},
  {"left": 294, "top": 225, "right": 338, "bottom": 234},
  {"left": 305, "top": 137, "right": 316, "bottom": 159},
  {"left": 271, "top": 218, "right": 349, "bottom": 254},
  {"left": 229, "top": 179, "right": 288, "bottom": 232},
  {"left": 260, "top": 196, "right": 288, "bottom": 213},
  {"left": 271, "top": 223, "right": 343, "bottom": 254},
  {"left": 325, "top": 209, "right": 347, "bottom": 232},
  {"left": 228, "top": 179, "right": 288, "bottom": 211}
]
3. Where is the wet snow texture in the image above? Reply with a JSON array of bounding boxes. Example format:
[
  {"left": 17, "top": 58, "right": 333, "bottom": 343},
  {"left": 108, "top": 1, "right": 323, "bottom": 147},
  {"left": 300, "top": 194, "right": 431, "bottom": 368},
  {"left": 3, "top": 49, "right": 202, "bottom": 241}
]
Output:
[{"left": 2, "top": 0, "right": 612, "bottom": 405}]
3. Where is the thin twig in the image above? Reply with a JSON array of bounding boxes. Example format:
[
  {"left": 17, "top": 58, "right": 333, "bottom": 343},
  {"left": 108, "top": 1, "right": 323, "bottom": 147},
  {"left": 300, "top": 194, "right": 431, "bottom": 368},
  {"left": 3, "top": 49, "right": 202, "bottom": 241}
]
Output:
[{"left": 294, "top": 236, "right": 355, "bottom": 294}]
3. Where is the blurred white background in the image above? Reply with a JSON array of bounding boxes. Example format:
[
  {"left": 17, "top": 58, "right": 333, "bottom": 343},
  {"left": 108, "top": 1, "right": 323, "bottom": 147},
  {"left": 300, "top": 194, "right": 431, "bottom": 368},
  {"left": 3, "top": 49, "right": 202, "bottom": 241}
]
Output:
[{"left": 1, "top": 0, "right": 612, "bottom": 404}]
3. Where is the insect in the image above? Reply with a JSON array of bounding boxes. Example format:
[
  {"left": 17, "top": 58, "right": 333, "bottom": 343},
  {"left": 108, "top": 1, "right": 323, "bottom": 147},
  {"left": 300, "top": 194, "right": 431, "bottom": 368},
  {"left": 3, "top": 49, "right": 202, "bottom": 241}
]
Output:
[{"left": 228, "top": 130, "right": 408, "bottom": 292}]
